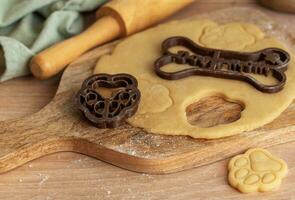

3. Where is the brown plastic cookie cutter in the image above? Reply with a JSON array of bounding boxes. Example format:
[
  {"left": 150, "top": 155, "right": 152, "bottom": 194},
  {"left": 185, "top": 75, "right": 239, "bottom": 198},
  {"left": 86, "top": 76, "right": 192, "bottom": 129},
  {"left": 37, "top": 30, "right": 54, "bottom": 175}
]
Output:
[
  {"left": 154, "top": 36, "right": 290, "bottom": 93},
  {"left": 76, "top": 73, "right": 141, "bottom": 128}
]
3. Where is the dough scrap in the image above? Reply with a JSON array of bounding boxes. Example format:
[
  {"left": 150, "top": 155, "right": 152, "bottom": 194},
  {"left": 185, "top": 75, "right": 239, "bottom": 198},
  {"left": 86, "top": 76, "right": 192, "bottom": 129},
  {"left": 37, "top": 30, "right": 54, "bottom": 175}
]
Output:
[
  {"left": 228, "top": 148, "right": 288, "bottom": 193},
  {"left": 137, "top": 79, "right": 173, "bottom": 114},
  {"left": 94, "top": 20, "right": 295, "bottom": 139}
]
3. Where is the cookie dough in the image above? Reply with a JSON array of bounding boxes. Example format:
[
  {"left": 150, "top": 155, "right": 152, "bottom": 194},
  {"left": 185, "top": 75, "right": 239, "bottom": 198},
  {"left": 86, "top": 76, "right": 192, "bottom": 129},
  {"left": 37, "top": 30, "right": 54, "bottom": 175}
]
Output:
[
  {"left": 94, "top": 20, "right": 295, "bottom": 139},
  {"left": 228, "top": 148, "right": 288, "bottom": 193}
]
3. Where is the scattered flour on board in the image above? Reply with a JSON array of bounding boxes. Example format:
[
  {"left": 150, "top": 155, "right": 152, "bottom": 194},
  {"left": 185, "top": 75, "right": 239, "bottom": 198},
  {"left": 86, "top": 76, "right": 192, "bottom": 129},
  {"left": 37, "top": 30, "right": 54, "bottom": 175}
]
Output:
[{"left": 38, "top": 173, "right": 49, "bottom": 186}]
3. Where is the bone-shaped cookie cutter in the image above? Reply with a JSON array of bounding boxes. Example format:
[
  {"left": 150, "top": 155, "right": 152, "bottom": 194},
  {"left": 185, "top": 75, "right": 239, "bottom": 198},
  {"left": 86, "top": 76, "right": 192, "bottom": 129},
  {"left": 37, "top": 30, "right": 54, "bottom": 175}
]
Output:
[
  {"left": 76, "top": 73, "right": 141, "bottom": 128},
  {"left": 154, "top": 36, "right": 290, "bottom": 93}
]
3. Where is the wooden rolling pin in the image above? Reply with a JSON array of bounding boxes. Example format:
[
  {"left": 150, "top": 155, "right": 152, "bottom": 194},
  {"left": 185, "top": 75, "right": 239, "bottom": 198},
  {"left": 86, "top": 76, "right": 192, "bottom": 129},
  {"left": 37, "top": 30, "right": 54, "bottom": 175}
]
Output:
[
  {"left": 258, "top": 0, "right": 295, "bottom": 13},
  {"left": 30, "top": 0, "right": 194, "bottom": 79}
]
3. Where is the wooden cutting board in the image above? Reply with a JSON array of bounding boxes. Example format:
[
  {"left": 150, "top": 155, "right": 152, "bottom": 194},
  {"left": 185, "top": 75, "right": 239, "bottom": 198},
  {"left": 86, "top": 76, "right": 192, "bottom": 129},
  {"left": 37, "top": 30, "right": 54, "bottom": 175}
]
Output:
[{"left": 0, "top": 8, "right": 295, "bottom": 175}]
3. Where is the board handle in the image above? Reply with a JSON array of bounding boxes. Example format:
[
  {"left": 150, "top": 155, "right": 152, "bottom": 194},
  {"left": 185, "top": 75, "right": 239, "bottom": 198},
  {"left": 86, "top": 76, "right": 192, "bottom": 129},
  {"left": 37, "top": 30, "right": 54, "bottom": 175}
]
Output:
[{"left": 0, "top": 89, "right": 87, "bottom": 173}]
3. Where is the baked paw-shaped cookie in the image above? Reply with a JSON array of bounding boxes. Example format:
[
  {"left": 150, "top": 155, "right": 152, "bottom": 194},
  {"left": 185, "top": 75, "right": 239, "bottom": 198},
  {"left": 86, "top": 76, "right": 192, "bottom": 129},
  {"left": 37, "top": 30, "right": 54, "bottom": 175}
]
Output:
[{"left": 228, "top": 148, "right": 288, "bottom": 193}]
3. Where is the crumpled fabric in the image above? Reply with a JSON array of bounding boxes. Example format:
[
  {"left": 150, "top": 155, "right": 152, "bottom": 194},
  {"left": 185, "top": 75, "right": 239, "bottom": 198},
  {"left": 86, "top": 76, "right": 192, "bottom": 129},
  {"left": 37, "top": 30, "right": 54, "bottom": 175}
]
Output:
[{"left": 0, "top": 0, "right": 107, "bottom": 82}]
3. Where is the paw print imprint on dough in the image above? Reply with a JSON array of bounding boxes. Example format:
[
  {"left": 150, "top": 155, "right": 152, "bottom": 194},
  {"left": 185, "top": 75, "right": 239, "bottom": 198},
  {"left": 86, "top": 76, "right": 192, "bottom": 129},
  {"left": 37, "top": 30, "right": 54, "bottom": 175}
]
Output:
[{"left": 228, "top": 148, "right": 288, "bottom": 193}]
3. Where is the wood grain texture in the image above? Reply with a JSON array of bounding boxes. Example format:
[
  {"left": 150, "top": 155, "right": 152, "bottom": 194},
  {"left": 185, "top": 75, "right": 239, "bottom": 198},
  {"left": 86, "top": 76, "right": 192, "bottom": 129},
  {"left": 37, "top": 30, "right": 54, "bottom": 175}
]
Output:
[
  {"left": 186, "top": 96, "right": 244, "bottom": 128},
  {"left": 258, "top": 0, "right": 295, "bottom": 13},
  {"left": 1, "top": 1, "right": 295, "bottom": 199}
]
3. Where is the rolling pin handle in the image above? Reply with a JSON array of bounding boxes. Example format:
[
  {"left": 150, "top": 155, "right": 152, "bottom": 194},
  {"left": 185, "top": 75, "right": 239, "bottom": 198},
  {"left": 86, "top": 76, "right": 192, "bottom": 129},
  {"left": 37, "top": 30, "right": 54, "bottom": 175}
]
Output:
[{"left": 30, "top": 16, "right": 121, "bottom": 79}]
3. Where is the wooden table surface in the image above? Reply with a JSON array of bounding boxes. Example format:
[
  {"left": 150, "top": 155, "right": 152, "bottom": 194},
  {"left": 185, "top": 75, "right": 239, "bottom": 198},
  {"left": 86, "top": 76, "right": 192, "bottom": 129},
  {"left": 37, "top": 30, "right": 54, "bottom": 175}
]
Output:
[{"left": 0, "top": 0, "right": 295, "bottom": 199}]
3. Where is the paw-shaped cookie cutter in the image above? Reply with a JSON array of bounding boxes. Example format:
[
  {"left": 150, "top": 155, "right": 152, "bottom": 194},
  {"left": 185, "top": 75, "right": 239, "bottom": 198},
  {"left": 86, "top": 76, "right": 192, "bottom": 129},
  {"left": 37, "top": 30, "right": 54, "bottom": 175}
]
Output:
[
  {"left": 76, "top": 73, "right": 141, "bottom": 128},
  {"left": 228, "top": 148, "right": 288, "bottom": 193},
  {"left": 154, "top": 36, "right": 290, "bottom": 93}
]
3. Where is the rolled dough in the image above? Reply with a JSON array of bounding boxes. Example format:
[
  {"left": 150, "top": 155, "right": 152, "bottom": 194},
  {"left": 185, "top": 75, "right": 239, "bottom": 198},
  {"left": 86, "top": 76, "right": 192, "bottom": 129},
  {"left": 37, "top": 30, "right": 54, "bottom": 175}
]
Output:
[{"left": 94, "top": 20, "right": 295, "bottom": 139}]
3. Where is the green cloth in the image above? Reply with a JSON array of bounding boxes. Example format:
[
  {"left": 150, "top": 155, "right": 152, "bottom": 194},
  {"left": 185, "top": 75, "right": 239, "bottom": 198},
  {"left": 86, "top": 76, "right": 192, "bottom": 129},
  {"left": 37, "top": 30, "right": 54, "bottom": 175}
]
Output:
[{"left": 0, "top": 0, "right": 107, "bottom": 82}]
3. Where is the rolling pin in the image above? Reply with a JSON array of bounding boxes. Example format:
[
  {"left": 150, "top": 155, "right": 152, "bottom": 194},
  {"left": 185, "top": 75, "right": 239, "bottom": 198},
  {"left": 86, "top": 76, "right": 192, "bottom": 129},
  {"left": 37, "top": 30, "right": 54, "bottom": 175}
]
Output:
[
  {"left": 258, "top": 0, "right": 295, "bottom": 13},
  {"left": 30, "top": 0, "right": 194, "bottom": 79}
]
